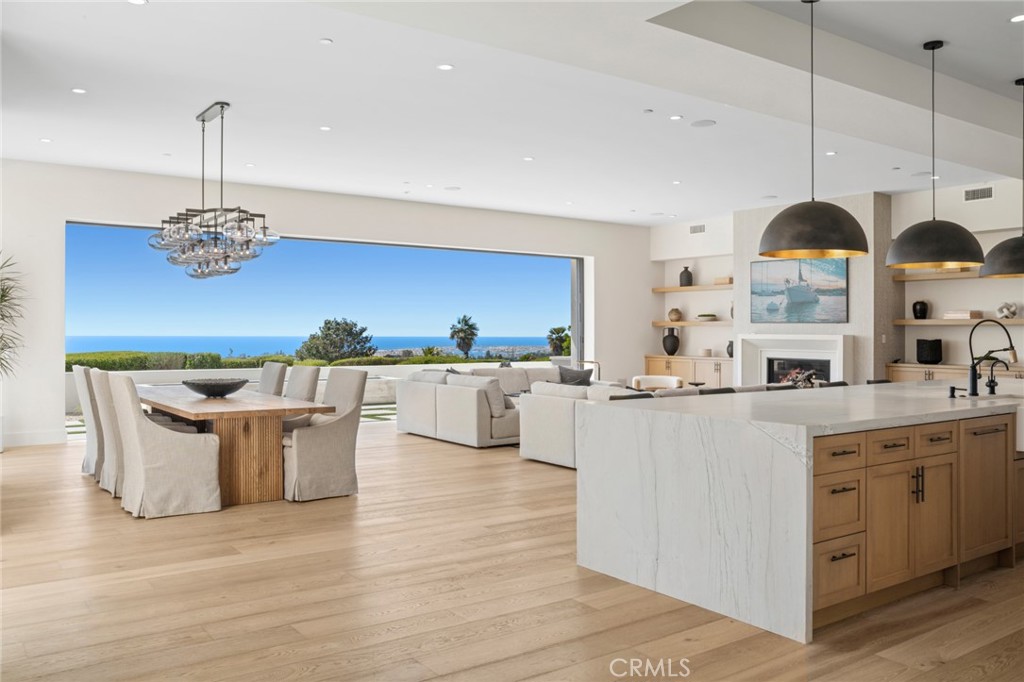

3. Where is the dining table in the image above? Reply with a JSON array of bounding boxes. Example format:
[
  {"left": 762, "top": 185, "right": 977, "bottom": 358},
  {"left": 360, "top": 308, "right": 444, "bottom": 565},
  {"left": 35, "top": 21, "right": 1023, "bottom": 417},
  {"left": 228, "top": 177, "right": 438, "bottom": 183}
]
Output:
[{"left": 136, "top": 385, "right": 334, "bottom": 506}]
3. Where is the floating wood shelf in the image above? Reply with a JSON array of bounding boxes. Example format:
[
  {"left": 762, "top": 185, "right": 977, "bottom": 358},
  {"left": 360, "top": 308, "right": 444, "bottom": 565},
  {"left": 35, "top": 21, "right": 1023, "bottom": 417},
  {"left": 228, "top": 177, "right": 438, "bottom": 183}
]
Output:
[
  {"left": 652, "top": 320, "right": 733, "bottom": 328},
  {"left": 894, "top": 318, "right": 1024, "bottom": 326},
  {"left": 652, "top": 284, "right": 733, "bottom": 293},
  {"left": 892, "top": 270, "right": 980, "bottom": 282}
]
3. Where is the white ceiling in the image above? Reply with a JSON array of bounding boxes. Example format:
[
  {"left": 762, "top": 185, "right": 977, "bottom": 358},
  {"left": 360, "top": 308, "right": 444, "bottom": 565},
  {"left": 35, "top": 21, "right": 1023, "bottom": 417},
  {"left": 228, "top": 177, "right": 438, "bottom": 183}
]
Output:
[{"left": 1, "top": 1, "right": 1021, "bottom": 228}]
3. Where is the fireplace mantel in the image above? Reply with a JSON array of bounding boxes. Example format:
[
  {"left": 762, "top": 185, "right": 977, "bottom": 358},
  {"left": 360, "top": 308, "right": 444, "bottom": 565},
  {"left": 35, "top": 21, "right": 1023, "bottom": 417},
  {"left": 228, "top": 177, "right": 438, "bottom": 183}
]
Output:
[{"left": 736, "top": 334, "right": 852, "bottom": 385}]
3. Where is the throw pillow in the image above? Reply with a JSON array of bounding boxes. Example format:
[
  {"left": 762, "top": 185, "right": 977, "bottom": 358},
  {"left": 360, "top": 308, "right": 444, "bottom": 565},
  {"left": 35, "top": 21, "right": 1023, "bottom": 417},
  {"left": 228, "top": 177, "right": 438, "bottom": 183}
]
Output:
[
  {"left": 557, "top": 365, "right": 593, "bottom": 386},
  {"left": 445, "top": 367, "right": 464, "bottom": 375},
  {"left": 503, "top": 395, "right": 516, "bottom": 409}
]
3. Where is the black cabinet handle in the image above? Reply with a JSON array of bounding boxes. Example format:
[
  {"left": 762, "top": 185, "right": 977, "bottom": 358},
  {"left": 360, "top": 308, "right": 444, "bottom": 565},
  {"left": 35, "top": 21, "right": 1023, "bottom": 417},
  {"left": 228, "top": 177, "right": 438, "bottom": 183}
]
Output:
[
  {"left": 830, "top": 486, "right": 857, "bottom": 494},
  {"left": 971, "top": 426, "right": 1006, "bottom": 436},
  {"left": 928, "top": 435, "right": 951, "bottom": 443},
  {"left": 831, "top": 449, "right": 857, "bottom": 457},
  {"left": 919, "top": 465, "right": 925, "bottom": 503},
  {"left": 882, "top": 442, "right": 906, "bottom": 450},
  {"left": 830, "top": 552, "right": 857, "bottom": 562},
  {"left": 911, "top": 467, "right": 922, "bottom": 502}
]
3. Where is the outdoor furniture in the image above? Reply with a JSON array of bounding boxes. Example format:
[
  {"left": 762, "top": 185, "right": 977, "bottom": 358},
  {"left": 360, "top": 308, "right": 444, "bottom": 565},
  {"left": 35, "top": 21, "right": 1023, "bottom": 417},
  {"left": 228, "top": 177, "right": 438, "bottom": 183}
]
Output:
[
  {"left": 258, "top": 361, "right": 287, "bottom": 395},
  {"left": 282, "top": 365, "right": 321, "bottom": 431},
  {"left": 110, "top": 375, "right": 221, "bottom": 518},
  {"left": 71, "top": 365, "right": 104, "bottom": 479},
  {"left": 283, "top": 368, "right": 367, "bottom": 501},
  {"left": 136, "top": 383, "right": 333, "bottom": 505},
  {"left": 631, "top": 375, "right": 683, "bottom": 391}
]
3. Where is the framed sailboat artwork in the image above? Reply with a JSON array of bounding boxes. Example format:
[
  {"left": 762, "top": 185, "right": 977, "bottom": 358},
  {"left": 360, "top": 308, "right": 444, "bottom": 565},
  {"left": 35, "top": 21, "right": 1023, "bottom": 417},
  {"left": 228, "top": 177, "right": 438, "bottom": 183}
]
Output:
[{"left": 750, "top": 258, "right": 848, "bottom": 323}]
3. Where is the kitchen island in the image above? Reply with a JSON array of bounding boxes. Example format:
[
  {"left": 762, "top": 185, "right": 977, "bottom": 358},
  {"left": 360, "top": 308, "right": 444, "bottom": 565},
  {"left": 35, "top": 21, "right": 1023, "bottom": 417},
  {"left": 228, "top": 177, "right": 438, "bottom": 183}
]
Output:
[{"left": 575, "top": 381, "right": 1020, "bottom": 643}]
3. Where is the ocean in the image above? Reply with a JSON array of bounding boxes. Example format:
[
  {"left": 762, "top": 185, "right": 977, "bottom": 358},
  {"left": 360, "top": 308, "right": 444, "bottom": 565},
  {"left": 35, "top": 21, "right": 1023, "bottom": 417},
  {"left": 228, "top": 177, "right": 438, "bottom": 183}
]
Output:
[{"left": 66, "top": 335, "right": 551, "bottom": 358}]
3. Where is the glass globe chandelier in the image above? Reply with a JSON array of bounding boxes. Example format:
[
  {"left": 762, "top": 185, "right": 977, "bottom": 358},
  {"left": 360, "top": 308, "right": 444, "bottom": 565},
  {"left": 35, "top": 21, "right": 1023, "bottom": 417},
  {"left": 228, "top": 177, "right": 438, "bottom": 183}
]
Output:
[{"left": 149, "top": 102, "right": 278, "bottom": 278}]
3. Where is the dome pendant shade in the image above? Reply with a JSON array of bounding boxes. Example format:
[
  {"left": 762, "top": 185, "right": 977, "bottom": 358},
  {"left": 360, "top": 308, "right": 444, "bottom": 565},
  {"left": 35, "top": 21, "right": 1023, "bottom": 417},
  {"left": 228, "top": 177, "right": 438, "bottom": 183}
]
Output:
[
  {"left": 884, "top": 219, "right": 984, "bottom": 269},
  {"left": 980, "top": 235, "right": 1024, "bottom": 278},
  {"left": 759, "top": 200, "right": 869, "bottom": 258}
]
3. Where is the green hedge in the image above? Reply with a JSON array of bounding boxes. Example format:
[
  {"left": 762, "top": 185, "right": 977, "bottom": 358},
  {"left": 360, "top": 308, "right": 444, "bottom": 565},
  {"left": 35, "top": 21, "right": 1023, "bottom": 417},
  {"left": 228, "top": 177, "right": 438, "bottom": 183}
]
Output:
[
  {"left": 184, "top": 352, "right": 222, "bottom": 369},
  {"left": 294, "top": 359, "right": 328, "bottom": 367},
  {"left": 66, "top": 351, "right": 152, "bottom": 372},
  {"left": 330, "top": 357, "right": 404, "bottom": 367}
]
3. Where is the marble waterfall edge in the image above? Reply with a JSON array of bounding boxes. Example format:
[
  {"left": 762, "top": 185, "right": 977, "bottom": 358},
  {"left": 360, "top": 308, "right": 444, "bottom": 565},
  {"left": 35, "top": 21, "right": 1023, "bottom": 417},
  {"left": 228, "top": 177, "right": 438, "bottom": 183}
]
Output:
[{"left": 575, "top": 401, "right": 814, "bottom": 643}]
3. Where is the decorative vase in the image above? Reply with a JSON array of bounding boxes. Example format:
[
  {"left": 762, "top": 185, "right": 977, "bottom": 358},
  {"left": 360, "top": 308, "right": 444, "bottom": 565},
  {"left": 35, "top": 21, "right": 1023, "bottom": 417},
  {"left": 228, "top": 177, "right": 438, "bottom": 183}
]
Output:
[
  {"left": 662, "top": 328, "right": 680, "bottom": 356},
  {"left": 667, "top": 308, "right": 683, "bottom": 322},
  {"left": 912, "top": 301, "right": 928, "bottom": 320},
  {"left": 726, "top": 340, "right": 734, "bottom": 358},
  {"left": 678, "top": 266, "right": 693, "bottom": 287}
]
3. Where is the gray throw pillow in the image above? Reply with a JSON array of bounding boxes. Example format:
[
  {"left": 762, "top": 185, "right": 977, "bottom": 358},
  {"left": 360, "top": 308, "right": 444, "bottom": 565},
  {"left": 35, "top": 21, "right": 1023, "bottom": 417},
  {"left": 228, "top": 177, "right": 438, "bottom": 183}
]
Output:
[
  {"left": 557, "top": 365, "right": 593, "bottom": 386},
  {"left": 445, "top": 367, "right": 464, "bottom": 375}
]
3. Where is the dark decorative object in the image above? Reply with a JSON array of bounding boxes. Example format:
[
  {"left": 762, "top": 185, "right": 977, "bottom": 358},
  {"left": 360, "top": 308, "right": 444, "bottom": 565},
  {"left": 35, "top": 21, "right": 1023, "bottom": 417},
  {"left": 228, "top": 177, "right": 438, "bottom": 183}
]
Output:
[
  {"left": 662, "top": 328, "right": 680, "bottom": 356},
  {"left": 981, "top": 77, "right": 1024, "bottom": 278},
  {"left": 557, "top": 365, "right": 593, "bottom": 386},
  {"left": 916, "top": 339, "right": 943, "bottom": 365},
  {"left": 885, "top": 41, "right": 983, "bottom": 269},
  {"left": 726, "top": 340, "right": 734, "bottom": 358},
  {"left": 182, "top": 378, "right": 248, "bottom": 398},
  {"left": 678, "top": 266, "right": 693, "bottom": 287},
  {"left": 758, "top": 0, "right": 868, "bottom": 259},
  {"left": 912, "top": 301, "right": 929, "bottom": 319}
]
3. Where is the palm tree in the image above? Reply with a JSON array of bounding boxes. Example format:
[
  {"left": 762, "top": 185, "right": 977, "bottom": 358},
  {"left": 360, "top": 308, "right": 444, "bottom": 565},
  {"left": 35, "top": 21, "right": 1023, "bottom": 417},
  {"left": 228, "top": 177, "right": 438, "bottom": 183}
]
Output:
[
  {"left": 0, "top": 255, "right": 25, "bottom": 377},
  {"left": 449, "top": 315, "right": 479, "bottom": 358},
  {"left": 546, "top": 326, "right": 568, "bottom": 356}
]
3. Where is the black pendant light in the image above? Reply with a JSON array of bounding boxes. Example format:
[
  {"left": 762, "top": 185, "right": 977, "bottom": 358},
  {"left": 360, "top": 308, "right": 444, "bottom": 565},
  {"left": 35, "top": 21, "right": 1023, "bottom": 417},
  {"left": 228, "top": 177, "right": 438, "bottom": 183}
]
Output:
[
  {"left": 980, "top": 77, "right": 1024, "bottom": 278},
  {"left": 758, "top": 0, "right": 868, "bottom": 259},
  {"left": 885, "top": 41, "right": 984, "bottom": 269}
]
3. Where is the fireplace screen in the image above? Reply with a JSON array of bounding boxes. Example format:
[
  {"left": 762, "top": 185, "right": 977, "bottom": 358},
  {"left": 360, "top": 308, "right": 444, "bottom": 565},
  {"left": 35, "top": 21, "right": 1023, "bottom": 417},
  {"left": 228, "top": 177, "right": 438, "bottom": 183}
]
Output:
[{"left": 767, "top": 357, "right": 831, "bottom": 384}]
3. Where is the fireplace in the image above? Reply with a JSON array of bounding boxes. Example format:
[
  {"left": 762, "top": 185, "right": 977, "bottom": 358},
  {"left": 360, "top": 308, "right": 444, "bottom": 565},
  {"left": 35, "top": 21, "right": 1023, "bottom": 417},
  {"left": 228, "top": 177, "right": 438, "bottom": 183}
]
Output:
[
  {"left": 736, "top": 334, "right": 851, "bottom": 385},
  {"left": 766, "top": 357, "right": 831, "bottom": 384}
]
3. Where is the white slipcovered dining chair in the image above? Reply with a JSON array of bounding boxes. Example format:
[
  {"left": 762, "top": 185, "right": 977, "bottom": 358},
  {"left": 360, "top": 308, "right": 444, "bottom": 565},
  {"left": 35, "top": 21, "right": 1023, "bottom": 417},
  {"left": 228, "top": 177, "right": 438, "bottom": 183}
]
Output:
[
  {"left": 258, "top": 361, "right": 287, "bottom": 396},
  {"left": 282, "top": 368, "right": 367, "bottom": 502},
  {"left": 281, "top": 365, "right": 321, "bottom": 432},
  {"left": 631, "top": 375, "right": 683, "bottom": 391},
  {"left": 109, "top": 374, "right": 221, "bottom": 518},
  {"left": 72, "top": 365, "right": 104, "bottom": 479}
]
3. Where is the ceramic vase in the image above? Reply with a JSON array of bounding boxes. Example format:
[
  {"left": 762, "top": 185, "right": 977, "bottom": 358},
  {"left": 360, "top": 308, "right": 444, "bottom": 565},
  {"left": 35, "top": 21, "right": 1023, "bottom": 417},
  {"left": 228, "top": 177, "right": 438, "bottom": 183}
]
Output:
[
  {"left": 678, "top": 266, "right": 693, "bottom": 287},
  {"left": 667, "top": 308, "right": 683, "bottom": 322},
  {"left": 912, "top": 301, "right": 928, "bottom": 320},
  {"left": 726, "top": 340, "right": 734, "bottom": 358},
  {"left": 662, "top": 328, "right": 680, "bottom": 356}
]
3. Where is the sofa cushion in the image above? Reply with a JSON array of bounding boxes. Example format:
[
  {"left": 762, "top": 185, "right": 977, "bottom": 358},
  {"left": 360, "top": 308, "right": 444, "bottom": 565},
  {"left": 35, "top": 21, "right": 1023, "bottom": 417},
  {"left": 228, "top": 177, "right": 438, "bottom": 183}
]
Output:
[
  {"left": 558, "top": 365, "right": 593, "bottom": 386},
  {"left": 525, "top": 367, "right": 561, "bottom": 384},
  {"left": 586, "top": 385, "right": 640, "bottom": 401},
  {"left": 654, "top": 387, "right": 700, "bottom": 397},
  {"left": 503, "top": 395, "right": 516, "bottom": 410},
  {"left": 446, "top": 374, "right": 506, "bottom": 417},
  {"left": 733, "top": 384, "right": 767, "bottom": 393},
  {"left": 407, "top": 370, "right": 448, "bottom": 384},
  {"left": 491, "top": 408, "right": 520, "bottom": 440},
  {"left": 531, "top": 381, "right": 589, "bottom": 399},
  {"left": 471, "top": 367, "right": 530, "bottom": 394}
]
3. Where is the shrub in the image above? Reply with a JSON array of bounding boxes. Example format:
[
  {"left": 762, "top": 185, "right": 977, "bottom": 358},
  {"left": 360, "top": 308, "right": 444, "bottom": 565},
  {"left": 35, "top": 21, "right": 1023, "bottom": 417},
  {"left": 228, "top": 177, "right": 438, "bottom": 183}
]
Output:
[
  {"left": 329, "top": 356, "right": 403, "bottom": 367},
  {"left": 184, "top": 352, "right": 222, "bottom": 369},
  {"left": 220, "top": 354, "right": 296, "bottom": 369},
  {"left": 294, "top": 359, "right": 328, "bottom": 366},
  {"left": 296, "top": 318, "right": 377, "bottom": 363},
  {"left": 259, "top": 354, "right": 295, "bottom": 366},
  {"left": 145, "top": 352, "right": 187, "bottom": 370},
  {"left": 398, "top": 355, "right": 482, "bottom": 365},
  {"left": 65, "top": 351, "right": 150, "bottom": 372}
]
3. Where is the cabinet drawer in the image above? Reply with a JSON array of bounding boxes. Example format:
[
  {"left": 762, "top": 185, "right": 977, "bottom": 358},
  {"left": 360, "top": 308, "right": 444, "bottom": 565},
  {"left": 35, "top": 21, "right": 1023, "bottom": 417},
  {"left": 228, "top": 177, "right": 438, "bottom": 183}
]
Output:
[
  {"left": 866, "top": 427, "right": 914, "bottom": 466},
  {"left": 915, "top": 421, "right": 958, "bottom": 457},
  {"left": 813, "top": 532, "right": 867, "bottom": 610},
  {"left": 814, "top": 433, "right": 867, "bottom": 475},
  {"left": 813, "top": 469, "right": 867, "bottom": 542}
]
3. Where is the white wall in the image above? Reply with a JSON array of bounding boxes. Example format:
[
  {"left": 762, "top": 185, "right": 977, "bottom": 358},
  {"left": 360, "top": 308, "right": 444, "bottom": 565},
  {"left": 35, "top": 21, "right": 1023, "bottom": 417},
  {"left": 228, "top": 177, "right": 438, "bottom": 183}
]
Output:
[
  {"left": 891, "top": 178, "right": 1023, "bottom": 236},
  {"left": 1, "top": 160, "right": 655, "bottom": 446},
  {"left": 649, "top": 214, "right": 733, "bottom": 260}
]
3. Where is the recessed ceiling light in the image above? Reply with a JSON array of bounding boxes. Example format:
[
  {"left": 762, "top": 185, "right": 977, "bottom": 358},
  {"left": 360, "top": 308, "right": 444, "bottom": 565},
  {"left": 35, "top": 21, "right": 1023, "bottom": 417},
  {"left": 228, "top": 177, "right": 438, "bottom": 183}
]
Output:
[
  {"left": 671, "top": 180, "right": 681, "bottom": 185},
  {"left": 319, "top": 126, "right": 331, "bottom": 132},
  {"left": 128, "top": 0, "right": 148, "bottom": 5},
  {"left": 71, "top": 88, "right": 87, "bottom": 94},
  {"left": 691, "top": 119, "right": 717, "bottom": 128},
  {"left": 669, "top": 214, "right": 678, "bottom": 218},
  {"left": 444, "top": 186, "right": 461, "bottom": 191},
  {"left": 931, "top": 175, "right": 940, "bottom": 180},
  {"left": 522, "top": 156, "right": 534, "bottom": 161},
  {"left": 425, "top": 184, "right": 434, "bottom": 188},
  {"left": 1011, "top": 14, "right": 1024, "bottom": 22},
  {"left": 39, "top": 138, "right": 52, "bottom": 143},
  {"left": 825, "top": 151, "right": 837, "bottom": 156},
  {"left": 436, "top": 64, "right": 454, "bottom": 71},
  {"left": 565, "top": 201, "right": 574, "bottom": 205},
  {"left": 669, "top": 115, "right": 683, "bottom": 121},
  {"left": 319, "top": 38, "right": 334, "bottom": 45},
  {"left": 245, "top": 163, "right": 256, "bottom": 168}
]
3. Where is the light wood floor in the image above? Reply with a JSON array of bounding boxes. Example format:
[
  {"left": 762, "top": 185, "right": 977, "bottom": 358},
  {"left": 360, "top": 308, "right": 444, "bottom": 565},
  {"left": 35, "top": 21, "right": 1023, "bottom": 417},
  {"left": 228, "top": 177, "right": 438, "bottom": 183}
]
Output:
[{"left": 2, "top": 424, "right": 1022, "bottom": 681}]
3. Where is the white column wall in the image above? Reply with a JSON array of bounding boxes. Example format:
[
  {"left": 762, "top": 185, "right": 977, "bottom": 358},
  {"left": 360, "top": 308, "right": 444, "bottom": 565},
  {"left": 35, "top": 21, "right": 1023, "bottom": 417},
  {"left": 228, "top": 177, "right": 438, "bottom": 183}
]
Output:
[{"left": 1, "top": 160, "right": 655, "bottom": 446}]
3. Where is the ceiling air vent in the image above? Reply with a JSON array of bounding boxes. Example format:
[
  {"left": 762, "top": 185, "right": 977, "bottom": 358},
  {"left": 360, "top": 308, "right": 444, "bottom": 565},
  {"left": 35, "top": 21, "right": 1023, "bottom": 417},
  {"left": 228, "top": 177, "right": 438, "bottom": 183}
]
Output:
[
  {"left": 964, "top": 187, "right": 993, "bottom": 202},
  {"left": 689, "top": 224, "right": 706, "bottom": 234}
]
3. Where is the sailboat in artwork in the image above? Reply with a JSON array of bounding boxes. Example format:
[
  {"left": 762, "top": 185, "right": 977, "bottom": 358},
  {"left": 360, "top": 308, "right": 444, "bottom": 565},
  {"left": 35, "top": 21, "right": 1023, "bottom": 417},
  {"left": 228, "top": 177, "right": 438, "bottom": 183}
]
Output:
[{"left": 784, "top": 261, "right": 819, "bottom": 304}]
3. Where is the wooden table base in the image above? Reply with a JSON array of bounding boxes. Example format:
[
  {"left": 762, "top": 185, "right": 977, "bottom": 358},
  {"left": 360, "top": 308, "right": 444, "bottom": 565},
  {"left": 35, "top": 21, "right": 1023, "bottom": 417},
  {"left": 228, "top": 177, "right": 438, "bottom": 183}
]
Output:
[{"left": 211, "top": 415, "right": 283, "bottom": 505}]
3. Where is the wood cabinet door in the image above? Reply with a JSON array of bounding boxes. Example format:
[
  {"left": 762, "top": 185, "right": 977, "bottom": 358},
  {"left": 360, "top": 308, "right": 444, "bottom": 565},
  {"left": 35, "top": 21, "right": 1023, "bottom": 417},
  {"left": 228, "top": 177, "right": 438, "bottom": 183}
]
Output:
[
  {"left": 692, "top": 359, "right": 719, "bottom": 388},
  {"left": 930, "top": 367, "right": 967, "bottom": 383},
  {"left": 867, "top": 460, "right": 915, "bottom": 592},
  {"left": 644, "top": 356, "right": 672, "bottom": 376},
  {"left": 668, "top": 358, "right": 694, "bottom": 382},
  {"left": 813, "top": 533, "right": 867, "bottom": 610},
  {"left": 718, "top": 360, "right": 734, "bottom": 388},
  {"left": 1015, "top": 459, "right": 1024, "bottom": 546},
  {"left": 813, "top": 469, "right": 867, "bottom": 543},
  {"left": 887, "top": 366, "right": 926, "bottom": 383},
  {"left": 914, "top": 453, "right": 958, "bottom": 576},
  {"left": 959, "top": 415, "right": 1013, "bottom": 562}
]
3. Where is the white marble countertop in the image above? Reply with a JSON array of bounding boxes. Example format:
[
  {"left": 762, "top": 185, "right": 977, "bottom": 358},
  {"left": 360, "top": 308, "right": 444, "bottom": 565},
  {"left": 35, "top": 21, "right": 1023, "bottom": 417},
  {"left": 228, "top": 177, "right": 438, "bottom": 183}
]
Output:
[{"left": 596, "top": 381, "right": 1021, "bottom": 436}]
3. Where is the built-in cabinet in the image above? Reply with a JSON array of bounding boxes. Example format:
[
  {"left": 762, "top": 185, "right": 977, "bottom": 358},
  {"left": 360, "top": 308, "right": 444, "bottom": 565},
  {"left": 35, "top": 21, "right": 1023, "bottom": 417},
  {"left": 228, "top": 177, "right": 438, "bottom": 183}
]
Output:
[
  {"left": 887, "top": 363, "right": 1024, "bottom": 383},
  {"left": 1015, "top": 458, "right": 1024, "bottom": 547},
  {"left": 644, "top": 355, "right": 733, "bottom": 389},
  {"left": 812, "top": 414, "right": 1013, "bottom": 616}
]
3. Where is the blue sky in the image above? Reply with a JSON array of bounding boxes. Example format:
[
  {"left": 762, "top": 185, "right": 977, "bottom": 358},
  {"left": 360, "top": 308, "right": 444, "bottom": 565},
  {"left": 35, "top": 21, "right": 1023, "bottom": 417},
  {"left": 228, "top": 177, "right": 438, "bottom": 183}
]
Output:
[{"left": 66, "top": 224, "right": 572, "bottom": 337}]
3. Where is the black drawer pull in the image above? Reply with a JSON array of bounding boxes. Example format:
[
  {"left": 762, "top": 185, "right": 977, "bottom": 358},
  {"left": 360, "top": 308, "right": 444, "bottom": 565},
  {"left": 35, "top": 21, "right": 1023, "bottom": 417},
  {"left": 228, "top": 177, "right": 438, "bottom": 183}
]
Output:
[
  {"left": 927, "top": 435, "right": 951, "bottom": 443},
  {"left": 882, "top": 442, "right": 906, "bottom": 450},
  {"left": 971, "top": 426, "right": 1006, "bottom": 436},
  {"left": 830, "top": 552, "right": 857, "bottom": 562},
  {"left": 830, "top": 486, "right": 857, "bottom": 494},
  {"left": 831, "top": 449, "right": 857, "bottom": 457}
]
